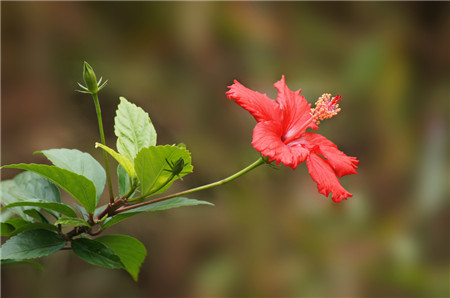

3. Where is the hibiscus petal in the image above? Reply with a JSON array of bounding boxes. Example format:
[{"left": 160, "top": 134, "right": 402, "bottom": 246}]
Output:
[
  {"left": 226, "top": 80, "right": 282, "bottom": 123},
  {"left": 252, "top": 121, "right": 309, "bottom": 169},
  {"left": 306, "top": 153, "right": 353, "bottom": 202},
  {"left": 273, "top": 76, "right": 317, "bottom": 139},
  {"left": 303, "top": 133, "right": 359, "bottom": 177}
]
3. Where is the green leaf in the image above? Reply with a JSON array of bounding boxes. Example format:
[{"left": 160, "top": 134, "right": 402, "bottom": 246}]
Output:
[
  {"left": 134, "top": 145, "right": 193, "bottom": 195},
  {"left": 117, "top": 164, "right": 131, "bottom": 198},
  {"left": 38, "top": 149, "right": 106, "bottom": 204},
  {"left": 0, "top": 209, "right": 15, "bottom": 222},
  {"left": 2, "top": 200, "right": 77, "bottom": 218},
  {"left": 1, "top": 171, "right": 61, "bottom": 220},
  {"left": 1, "top": 180, "right": 29, "bottom": 219},
  {"left": 72, "top": 238, "right": 123, "bottom": 269},
  {"left": 114, "top": 97, "right": 157, "bottom": 161},
  {"left": 1, "top": 222, "right": 14, "bottom": 236},
  {"left": 102, "top": 197, "right": 213, "bottom": 229},
  {"left": 55, "top": 217, "right": 91, "bottom": 228},
  {"left": 0, "top": 229, "right": 66, "bottom": 260},
  {"left": 95, "top": 143, "right": 135, "bottom": 178},
  {"left": 2, "top": 259, "right": 45, "bottom": 271},
  {"left": 74, "top": 204, "right": 90, "bottom": 221},
  {"left": 23, "top": 209, "right": 50, "bottom": 223},
  {"left": 3, "top": 218, "right": 31, "bottom": 229},
  {"left": 96, "top": 234, "right": 147, "bottom": 281},
  {"left": 13, "top": 171, "right": 61, "bottom": 203},
  {"left": 3, "top": 164, "right": 97, "bottom": 213},
  {"left": 10, "top": 222, "right": 58, "bottom": 236}
]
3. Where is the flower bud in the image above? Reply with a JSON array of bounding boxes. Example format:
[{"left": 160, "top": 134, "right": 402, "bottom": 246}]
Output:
[
  {"left": 164, "top": 157, "right": 185, "bottom": 180},
  {"left": 171, "top": 158, "right": 185, "bottom": 177},
  {"left": 83, "top": 61, "right": 99, "bottom": 94}
]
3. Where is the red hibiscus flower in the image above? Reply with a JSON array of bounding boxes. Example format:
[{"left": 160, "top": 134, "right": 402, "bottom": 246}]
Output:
[{"left": 226, "top": 76, "right": 359, "bottom": 202}]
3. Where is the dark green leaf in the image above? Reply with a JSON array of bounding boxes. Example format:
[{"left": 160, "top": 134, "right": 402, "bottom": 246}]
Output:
[
  {"left": 2, "top": 259, "right": 45, "bottom": 271},
  {"left": 3, "top": 164, "right": 97, "bottom": 213},
  {"left": 1, "top": 222, "right": 14, "bottom": 236},
  {"left": 0, "top": 229, "right": 66, "bottom": 260},
  {"left": 102, "top": 197, "right": 213, "bottom": 229},
  {"left": 2, "top": 200, "right": 78, "bottom": 218},
  {"left": 3, "top": 218, "right": 31, "bottom": 229},
  {"left": 38, "top": 149, "right": 106, "bottom": 204},
  {"left": 23, "top": 209, "right": 49, "bottom": 223},
  {"left": 134, "top": 145, "right": 193, "bottom": 195},
  {"left": 114, "top": 97, "right": 157, "bottom": 161},
  {"left": 97, "top": 234, "right": 147, "bottom": 281},
  {"left": 10, "top": 222, "right": 58, "bottom": 236},
  {"left": 72, "top": 238, "right": 123, "bottom": 269}
]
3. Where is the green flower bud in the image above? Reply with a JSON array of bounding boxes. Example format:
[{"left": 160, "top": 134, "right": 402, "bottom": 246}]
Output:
[
  {"left": 164, "top": 158, "right": 185, "bottom": 180},
  {"left": 171, "top": 158, "right": 185, "bottom": 177},
  {"left": 83, "top": 61, "right": 99, "bottom": 94}
]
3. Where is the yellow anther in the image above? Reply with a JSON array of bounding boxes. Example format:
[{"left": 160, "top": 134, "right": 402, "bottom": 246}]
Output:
[{"left": 310, "top": 93, "right": 342, "bottom": 125}]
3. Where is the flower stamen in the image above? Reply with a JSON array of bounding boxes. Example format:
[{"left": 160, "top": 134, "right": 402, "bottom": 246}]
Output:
[{"left": 311, "top": 94, "right": 342, "bottom": 125}]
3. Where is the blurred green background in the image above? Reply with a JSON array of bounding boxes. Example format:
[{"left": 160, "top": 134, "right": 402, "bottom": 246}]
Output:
[{"left": 2, "top": 2, "right": 449, "bottom": 297}]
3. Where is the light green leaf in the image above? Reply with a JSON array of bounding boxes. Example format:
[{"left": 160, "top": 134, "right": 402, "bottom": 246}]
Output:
[
  {"left": 97, "top": 234, "right": 147, "bottom": 281},
  {"left": 1, "top": 180, "right": 30, "bottom": 219},
  {"left": 13, "top": 171, "right": 61, "bottom": 203},
  {"left": 2, "top": 259, "right": 45, "bottom": 271},
  {"left": 0, "top": 229, "right": 65, "bottom": 260},
  {"left": 117, "top": 164, "right": 131, "bottom": 198},
  {"left": 134, "top": 145, "right": 193, "bottom": 196},
  {"left": 72, "top": 238, "right": 123, "bottom": 269},
  {"left": 102, "top": 197, "right": 213, "bottom": 229},
  {"left": 0, "top": 209, "right": 15, "bottom": 222},
  {"left": 1, "top": 171, "right": 61, "bottom": 220},
  {"left": 2, "top": 200, "right": 77, "bottom": 218},
  {"left": 55, "top": 217, "right": 91, "bottom": 228},
  {"left": 114, "top": 97, "right": 157, "bottom": 161},
  {"left": 95, "top": 143, "right": 135, "bottom": 178},
  {"left": 74, "top": 204, "right": 90, "bottom": 221},
  {"left": 38, "top": 149, "right": 106, "bottom": 204},
  {"left": 3, "top": 164, "right": 97, "bottom": 213}
]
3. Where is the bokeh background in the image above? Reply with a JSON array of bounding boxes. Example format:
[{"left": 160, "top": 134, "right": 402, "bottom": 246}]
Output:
[{"left": 2, "top": 2, "right": 449, "bottom": 297}]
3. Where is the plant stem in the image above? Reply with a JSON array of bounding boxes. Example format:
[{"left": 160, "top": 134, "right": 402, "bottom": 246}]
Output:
[
  {"left": 114, "top": 157, "right": 266, "bottom": 214},
  {"left": 92, "top": 93, "right": 115, "bottom": 203}
]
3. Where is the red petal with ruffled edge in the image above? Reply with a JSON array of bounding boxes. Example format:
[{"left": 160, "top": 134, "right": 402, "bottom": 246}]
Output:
[
  {"left": 306, "top": 153, "right": 353, "bottom": 202},
  {"left": 273, "top": 76, "right": 318, "bottom": 140},
  {"left": 226, "top": 80, "right": 282, "bottom": 123},
  {"left": 303, "top": 133, "right": 359, "bottom": 177},
  {"left": 252, "top": 121, "right": 309, "bottom": 169}
]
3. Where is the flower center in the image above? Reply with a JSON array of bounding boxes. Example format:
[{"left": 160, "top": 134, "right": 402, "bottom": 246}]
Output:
[
  {"left": 310, "top": 93, "right": 342, "bottom": 125},
  {"left": 282, "top": 93, "right": 342, "bottom": 145}
]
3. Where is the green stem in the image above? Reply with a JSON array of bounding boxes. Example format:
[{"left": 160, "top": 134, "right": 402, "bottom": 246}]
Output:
[
  {"left": 128, "top": 174, "right": 175, "bottom": 203},
  {"left": 92, "top": 93, "right": 115, "bottom": 203},
  {"left": 114, "top": 157, "right": 266, "bottom": 214}
]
